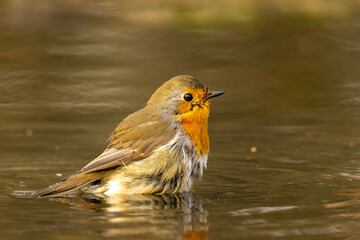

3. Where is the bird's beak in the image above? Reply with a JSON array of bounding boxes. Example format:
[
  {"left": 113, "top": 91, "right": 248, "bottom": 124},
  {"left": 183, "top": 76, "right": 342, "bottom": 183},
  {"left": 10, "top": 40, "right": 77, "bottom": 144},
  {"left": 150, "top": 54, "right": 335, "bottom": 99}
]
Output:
[{"left": 206, "top": 91, "right": 225, "bottom": 99}]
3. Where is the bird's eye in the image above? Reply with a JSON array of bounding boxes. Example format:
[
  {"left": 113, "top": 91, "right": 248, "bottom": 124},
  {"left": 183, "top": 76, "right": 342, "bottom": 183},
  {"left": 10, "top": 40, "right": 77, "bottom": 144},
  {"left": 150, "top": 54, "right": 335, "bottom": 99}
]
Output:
[{"left": 183, "top": 93, "right": 193, "bottom": 102}]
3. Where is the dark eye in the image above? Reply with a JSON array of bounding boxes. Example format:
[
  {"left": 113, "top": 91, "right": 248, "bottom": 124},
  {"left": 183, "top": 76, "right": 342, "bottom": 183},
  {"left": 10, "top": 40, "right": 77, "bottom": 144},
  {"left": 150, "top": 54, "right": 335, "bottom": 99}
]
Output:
[{"left": 183, "top": 93, "right": 193, "bottom": 102}]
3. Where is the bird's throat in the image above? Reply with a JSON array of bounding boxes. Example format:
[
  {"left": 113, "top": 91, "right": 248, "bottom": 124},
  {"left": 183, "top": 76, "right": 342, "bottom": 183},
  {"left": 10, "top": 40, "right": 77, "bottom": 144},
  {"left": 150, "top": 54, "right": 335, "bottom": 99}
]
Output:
[{"left": 177, "top": 108, "right": 210, "bottom": 156}]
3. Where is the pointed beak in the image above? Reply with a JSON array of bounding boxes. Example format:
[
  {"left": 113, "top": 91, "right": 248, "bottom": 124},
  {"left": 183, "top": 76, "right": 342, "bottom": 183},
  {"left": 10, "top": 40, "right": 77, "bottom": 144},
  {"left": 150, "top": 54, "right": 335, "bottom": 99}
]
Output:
[{"left": 206, "top": 91, "right": 225, "bottom": 99}]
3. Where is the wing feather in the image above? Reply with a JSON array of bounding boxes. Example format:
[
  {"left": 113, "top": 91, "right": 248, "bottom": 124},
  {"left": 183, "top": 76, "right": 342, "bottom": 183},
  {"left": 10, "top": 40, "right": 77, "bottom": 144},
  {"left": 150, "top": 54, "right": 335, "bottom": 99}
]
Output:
[{"left": 31, "top": 114, "right": 177, "bottom": 198}]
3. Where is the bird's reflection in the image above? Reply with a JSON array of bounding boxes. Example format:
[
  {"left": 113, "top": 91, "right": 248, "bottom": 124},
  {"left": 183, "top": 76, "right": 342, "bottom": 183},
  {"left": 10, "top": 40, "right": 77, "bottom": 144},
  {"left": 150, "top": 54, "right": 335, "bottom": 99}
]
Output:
[{"left": 52, "top": 193, "right": 208, "bottom": 240}]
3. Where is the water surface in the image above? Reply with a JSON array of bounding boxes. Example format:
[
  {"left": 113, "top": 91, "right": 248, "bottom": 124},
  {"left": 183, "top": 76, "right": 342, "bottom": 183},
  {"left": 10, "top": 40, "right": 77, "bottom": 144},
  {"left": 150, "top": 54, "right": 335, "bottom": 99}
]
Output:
[{"left": 1, "top": 1, "right": 360, "bottom": 239}]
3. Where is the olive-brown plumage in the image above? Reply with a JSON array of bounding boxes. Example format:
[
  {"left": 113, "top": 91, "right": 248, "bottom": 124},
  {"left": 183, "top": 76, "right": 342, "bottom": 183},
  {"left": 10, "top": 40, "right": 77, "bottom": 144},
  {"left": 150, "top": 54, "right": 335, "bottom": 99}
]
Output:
[{"left": 31, "top": 75, "right": 224, "bottom": 198}]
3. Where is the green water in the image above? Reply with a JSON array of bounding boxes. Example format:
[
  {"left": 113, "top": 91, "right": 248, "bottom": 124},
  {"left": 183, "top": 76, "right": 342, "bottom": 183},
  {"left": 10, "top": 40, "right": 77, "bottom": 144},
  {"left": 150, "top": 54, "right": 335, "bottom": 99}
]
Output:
[{"left": 1, "top": 1, "right": 360, "bottom": 239}]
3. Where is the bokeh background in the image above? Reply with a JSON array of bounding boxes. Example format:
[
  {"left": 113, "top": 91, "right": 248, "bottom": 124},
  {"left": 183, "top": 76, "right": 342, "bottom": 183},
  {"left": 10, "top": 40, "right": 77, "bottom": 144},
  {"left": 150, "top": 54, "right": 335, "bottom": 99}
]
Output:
[{"left": 2, "top": 0, "right": 360, "bottom": 239}]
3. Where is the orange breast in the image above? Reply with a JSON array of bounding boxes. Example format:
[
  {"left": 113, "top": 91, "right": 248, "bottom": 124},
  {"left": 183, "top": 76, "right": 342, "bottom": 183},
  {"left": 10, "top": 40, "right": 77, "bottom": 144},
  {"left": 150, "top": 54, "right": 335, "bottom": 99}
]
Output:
[
  {"left": 176, "top": 101, "right": 210, "bottom": 157},
  {"left": 180, "top": 114, "right": 209, "bottom": 156}
]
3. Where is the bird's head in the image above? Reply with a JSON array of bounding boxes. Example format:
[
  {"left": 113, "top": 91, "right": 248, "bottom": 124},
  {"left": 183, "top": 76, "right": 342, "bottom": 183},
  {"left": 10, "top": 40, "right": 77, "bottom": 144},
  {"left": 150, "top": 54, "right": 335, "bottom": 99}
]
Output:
[{"left": 147, "top": 75, "right": 224, "bottom": 125}]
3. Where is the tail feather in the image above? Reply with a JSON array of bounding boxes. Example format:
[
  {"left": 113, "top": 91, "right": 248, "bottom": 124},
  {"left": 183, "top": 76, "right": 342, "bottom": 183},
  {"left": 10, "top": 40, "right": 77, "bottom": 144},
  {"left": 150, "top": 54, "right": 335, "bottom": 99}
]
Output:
[{"left": 31, "top": 172, "right": 105, "bottom": 198}]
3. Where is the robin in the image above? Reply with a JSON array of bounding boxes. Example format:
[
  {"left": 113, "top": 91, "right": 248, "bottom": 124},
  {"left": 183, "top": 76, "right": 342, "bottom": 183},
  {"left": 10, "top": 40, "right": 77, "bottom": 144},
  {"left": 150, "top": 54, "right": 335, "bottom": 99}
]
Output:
[{"left": 32, "top": 75, "right": 224, "bottom": 197}]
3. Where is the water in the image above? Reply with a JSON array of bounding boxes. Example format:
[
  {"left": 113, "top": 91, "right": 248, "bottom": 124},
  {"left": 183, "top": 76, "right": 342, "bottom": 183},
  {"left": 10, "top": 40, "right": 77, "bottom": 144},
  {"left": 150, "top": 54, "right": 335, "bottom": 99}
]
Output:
[{"left": 1, "top": 0, "right": 360, "bottom": 239}]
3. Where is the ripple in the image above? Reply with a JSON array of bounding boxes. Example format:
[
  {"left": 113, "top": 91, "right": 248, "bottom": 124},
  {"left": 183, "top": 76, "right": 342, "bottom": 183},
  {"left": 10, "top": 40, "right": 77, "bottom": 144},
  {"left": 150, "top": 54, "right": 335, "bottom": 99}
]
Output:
[{"left": 231, "top": 206, "right": 298, "bottom": 216}]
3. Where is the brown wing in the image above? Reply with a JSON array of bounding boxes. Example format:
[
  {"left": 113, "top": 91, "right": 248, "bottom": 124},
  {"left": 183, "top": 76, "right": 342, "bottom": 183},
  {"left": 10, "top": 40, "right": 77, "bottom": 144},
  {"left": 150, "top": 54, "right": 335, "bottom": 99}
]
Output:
[
  {"left": 31, "top": 110, "right": 176, "bottom": 198},
  {"left": 30, "top": 148, "right": 138, "bottom": 198}
]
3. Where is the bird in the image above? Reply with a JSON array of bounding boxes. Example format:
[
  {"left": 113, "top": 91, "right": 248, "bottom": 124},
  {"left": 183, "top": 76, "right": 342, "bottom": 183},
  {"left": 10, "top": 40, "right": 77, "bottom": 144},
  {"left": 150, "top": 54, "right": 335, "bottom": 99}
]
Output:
[{"left": 31, "top": 75, "right": 224, "bottom": 198}]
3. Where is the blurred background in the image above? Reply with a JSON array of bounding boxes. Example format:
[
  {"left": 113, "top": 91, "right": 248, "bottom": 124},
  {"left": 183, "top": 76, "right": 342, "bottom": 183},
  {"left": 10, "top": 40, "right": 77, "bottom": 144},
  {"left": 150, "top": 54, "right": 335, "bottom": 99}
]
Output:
[{"left": 1, "top": 0, "right": 360, "bottom": 239}]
